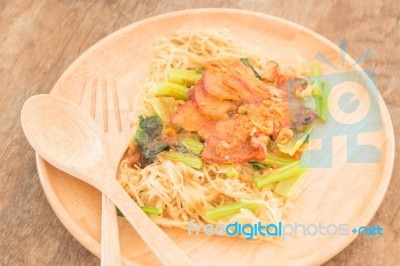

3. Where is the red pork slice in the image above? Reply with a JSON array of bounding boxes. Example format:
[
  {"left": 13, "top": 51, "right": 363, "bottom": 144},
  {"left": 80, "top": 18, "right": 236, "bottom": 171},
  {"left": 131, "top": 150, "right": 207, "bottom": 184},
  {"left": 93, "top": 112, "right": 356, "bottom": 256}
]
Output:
[
  {"left": 202, "top": 71, "right": 242, "bottom": 101},
  {"left": 170, "top": 101, "right": 210, "bottom": 132},
  {"left": 192, "top": 83, "right": 237, "bottom": 120},
  {"left": 222, "top": 74, "right": 261, "bottom": 103},
  {"left": 200, "top": 115, "right": 267, "bottom": 164},
  {"left": 226, "top": 61, "right": 279, "bottom": 100},
  {"left": 201, "top": 136, "right": 267, "bottom": 164}
]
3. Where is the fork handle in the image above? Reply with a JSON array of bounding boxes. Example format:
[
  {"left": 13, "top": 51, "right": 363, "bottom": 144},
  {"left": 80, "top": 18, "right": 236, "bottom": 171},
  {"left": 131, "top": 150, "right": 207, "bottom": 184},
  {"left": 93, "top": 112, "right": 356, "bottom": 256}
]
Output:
[{"left": 101, "top": 194, "right": 121, "bottom": 266}]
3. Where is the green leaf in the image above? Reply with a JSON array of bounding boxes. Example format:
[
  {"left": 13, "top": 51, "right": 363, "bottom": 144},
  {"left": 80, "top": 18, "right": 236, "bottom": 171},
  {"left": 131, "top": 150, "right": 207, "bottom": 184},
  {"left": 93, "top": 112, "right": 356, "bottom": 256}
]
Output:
[
  {"left": 250, "top": 162, "right": 266, "bottom": 170},
  {"left": 240, "top": 58, "right": 262, "bottom": 80},
  {"left": 142, "top": 141, "right": 170, "bottom": 163},
  {"left": 277, "top": 125, "right": 313, "bottom": 156},
  {"left": 134, "top": 115, "right": 163, "bottom": 151}
]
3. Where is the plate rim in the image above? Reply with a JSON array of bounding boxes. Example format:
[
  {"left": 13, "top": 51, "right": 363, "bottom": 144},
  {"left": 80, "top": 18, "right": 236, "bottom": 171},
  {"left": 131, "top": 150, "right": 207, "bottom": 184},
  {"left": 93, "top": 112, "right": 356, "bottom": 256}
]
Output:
[{"left": 35, "top": 8, "right": 395, "bottom": 265}]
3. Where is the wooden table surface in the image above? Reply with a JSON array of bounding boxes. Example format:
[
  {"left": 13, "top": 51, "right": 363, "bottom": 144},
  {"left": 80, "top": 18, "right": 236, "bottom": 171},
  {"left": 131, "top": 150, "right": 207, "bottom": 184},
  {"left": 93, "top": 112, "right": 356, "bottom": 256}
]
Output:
[{"left": 1, "top": 0, "right": 399, "bottom": 265}]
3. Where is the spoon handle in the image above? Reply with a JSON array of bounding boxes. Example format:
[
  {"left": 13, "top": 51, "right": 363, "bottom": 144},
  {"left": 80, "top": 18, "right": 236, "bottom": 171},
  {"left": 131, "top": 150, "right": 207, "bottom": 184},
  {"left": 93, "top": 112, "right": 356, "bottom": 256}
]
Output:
[{"left": 93, "top": 167, "right": 194, "bottom": 266}]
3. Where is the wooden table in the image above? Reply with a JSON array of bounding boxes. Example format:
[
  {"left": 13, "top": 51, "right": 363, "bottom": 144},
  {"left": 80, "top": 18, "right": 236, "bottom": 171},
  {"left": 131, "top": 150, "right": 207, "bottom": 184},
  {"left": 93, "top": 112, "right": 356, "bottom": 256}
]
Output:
[{"left": 1, "top": 1, "right": 399, "bottom": 265}]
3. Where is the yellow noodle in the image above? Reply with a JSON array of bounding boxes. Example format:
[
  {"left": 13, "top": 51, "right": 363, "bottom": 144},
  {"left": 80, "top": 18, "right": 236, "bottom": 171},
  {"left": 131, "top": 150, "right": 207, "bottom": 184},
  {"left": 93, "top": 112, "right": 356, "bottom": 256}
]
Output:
[{"left": 119, "top": 28, "right": 294, "bottom": 240}]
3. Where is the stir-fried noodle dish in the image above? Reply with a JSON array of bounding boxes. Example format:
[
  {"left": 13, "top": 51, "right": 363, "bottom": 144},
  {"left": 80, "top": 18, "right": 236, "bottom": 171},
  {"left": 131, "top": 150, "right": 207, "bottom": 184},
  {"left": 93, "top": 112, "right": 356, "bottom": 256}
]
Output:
[{"left": 118, "top": 29, "right": 328, "bottom": 239}]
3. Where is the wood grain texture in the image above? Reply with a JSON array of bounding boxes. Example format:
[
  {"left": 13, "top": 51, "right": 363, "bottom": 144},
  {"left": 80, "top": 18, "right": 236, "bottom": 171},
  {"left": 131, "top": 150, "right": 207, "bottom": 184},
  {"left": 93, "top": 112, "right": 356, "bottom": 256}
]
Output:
[{"left": 0, "top": 1, "right": 399, "bottom": 265}]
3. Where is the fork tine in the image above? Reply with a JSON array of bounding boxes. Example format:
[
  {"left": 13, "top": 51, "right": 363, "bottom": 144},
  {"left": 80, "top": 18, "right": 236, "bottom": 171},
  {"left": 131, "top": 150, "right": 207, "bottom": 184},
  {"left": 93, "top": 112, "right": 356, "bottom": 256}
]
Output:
[
  {"left": 94, "top": 78, "right": 105, "bottom": 131},
  {"left": 114, "top": 79, "right": 131, "bottom": 133},
  {"left": 106, "top": 79, "right": 119, "bottom": 133},
  {"left": 81, "top": 80, "right": 94, "bottom": 117}
]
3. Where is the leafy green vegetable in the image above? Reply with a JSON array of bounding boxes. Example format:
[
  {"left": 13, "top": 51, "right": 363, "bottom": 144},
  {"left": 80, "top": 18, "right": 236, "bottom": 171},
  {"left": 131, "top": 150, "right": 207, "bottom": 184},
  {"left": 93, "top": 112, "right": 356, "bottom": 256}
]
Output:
[
  {"left": 117, "top": 207, "right": 163, "bottom": 217},
  {"left": 318, "top": 81, "right": 329, "bottom": 122},
  {"left": 225, "top": 165, "right": 239, "bottom": 178},
  {"left": 311, "top": 84, "right": 322, "bottom": 97},
  {"left": 220, "top": 164, "right": 239, "bottom": 178},
  {"left": 142, "top": 141, "right": 170, "bottom": 163},
  {"left": 259, "top": 152, "right": 297, "bottom": 168},
  {"left": 250, "top": 162, "right": 266, "bottom": 170},
  {"left": 160, "top": 150, "right": 203, "bottom": 169},
  {"left": 204, "top": 202, "right": 261, "bottom": 220},
  {"left": 134, "top": 115, "right": 163, "bottom": 151},
  {"left": 149, "top": 82, "right": 189, "bottom": 100},
  {"left": 240, "top": 58, "right": 262, "bottom": 80},
  {"left": 274, "top": 174, "right": 304, "bottom": 198},
  {"left": 149, "top": 97, "right": 177, "bottom": 123},
  {"left": 168, "top": 68, "right": 202, "bottom": 87},
  {"left": 140, "top": 206, "right": 163, "bottom": 216},
  {"left": 312, "top": 64, "right": 322, "bottom": 88},
  {"left": 116, "top": 208, "right": 124, "bottom": 217},
  {"left": 253, "top": 161, "right": 307, "bottom": 189},
  {"left": 195, "top": 68, "right": 204, "bottom": 74},
  {"left": 312, "top": 64, "right": 329, "bottom": 122},
  {"left": 277, "top": 125, "right": 313, "bottom": 156},
  {"left": 180, "top": 137, "right": 204, "bottom": 155}
]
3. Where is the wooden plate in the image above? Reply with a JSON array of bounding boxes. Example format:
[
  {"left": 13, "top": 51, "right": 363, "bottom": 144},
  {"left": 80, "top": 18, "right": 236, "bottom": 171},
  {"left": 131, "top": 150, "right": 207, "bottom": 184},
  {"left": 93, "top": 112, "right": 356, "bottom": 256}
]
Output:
[{"left": 36, "top": 9, "right": 394, "bottom": 265}]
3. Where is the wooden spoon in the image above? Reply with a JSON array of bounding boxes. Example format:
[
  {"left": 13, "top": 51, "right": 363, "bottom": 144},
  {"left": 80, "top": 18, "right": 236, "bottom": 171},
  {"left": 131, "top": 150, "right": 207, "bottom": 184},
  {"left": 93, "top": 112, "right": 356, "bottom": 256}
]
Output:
[{"left": 21, "top": 94, "right": 194, "bottom": 266}]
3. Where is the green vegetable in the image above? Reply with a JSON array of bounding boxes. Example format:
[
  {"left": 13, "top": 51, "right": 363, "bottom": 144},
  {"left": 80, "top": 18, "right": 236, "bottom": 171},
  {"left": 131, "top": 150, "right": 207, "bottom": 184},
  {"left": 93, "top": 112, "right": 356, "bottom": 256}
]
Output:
[
  {"left": 277, "top": 125, "right": 313, "bottom": 156},
  {"left": 140, "top": 206, "right": 163, "bottom": 216},
  {"left": 149, "top": 97, "right": 177, "bottom": 123},
  {"left": 195, "top": 68, "right": 204, "bottom": 74},
  {"left": 250, "top": 162, "right": 266, "bottom": 170},
  {"left": 168, "top": 69, "right": 202, "bottom": 87},
  {"left": 220, "top": 164, "right": 239, "bottom": 178},
  {"left": 225, "top": 166, "right": 239, "bottom": 178},
  {"left": 318, "top": 81, "right": 329, "bottom": 122},
  {"left": 117, "top": 207, "right": 163, "bottom": 217},
  {"left": 254, "top": 161, "right": 307, "bottom": 189},
  {"left": 240, "top": 58, "right": 262, "bottom": 80},
  {"left": 204, "top": 202, "right": 261, "bottom": 220},
  {"left": 149, "top": 82, "right": 189, "bottom": 100},
  {"left": 142, "top": 141, "right": 170, "bottom": 163},
  {"left": 180, "top": 137, "right": 204, "bottom": 155},
  {"left": 259, "top": 152, "right": 297, "bottom": 167},
  {"left": 312, "top": 64, "right": 329, "bottom": 122},
  {"left": 134, "top": 115, "right": 163, "bottom": 151},
  {"left": 160, "top": 150, "right": 203, "bottom": 169},
  {"left": 274, "top": 174, "right": 304, "bottom": 198},
  {"left": 312, "top": 64, "right": 322, "bottom": 87},
  {"left": 311, "top": 84, "right": 322, "bottom": 97}
]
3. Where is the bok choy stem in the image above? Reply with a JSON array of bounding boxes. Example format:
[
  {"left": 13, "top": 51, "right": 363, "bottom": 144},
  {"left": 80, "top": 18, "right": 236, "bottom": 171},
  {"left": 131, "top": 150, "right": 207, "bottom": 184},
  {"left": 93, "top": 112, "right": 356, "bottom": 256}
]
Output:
[
  {"left": 160, "top": 150, "right": 202, "bottom": 169},
  {"left": 204, "top": 202, "right": 261, "bottom": 220},
  {"left": 180, "top": 137, "right": 204, "bottom": 155},
  {"left": 253, "top": 161, "right": 307, "bottom": 189},
  {"left": 168, "top": 69, "right": 201, "bottom": 87},
  {"left": 149, "top": 82, "right": 189, "bottom": 101}
]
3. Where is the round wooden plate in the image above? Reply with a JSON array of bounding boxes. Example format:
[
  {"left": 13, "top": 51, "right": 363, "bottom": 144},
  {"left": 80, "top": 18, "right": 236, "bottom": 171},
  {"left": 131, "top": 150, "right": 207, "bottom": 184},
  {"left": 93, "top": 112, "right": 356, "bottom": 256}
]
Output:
[{"left": 36, "top": 9, "right": 394, "bottom": 265}]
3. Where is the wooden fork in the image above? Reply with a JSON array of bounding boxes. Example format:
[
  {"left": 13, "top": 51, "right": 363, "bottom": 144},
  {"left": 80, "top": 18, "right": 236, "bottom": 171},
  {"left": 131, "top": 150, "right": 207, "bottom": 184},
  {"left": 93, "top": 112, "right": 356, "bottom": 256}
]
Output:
[{"left": 81, "top": 78, "right": 131, "bottom": 266}]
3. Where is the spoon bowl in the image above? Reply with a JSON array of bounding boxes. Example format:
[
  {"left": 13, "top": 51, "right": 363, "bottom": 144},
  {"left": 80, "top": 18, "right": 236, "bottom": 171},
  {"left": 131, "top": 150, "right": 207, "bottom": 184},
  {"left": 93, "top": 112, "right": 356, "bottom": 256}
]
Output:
[{"left": 21, "top": 95, "right": 104, "bottom": 171}]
